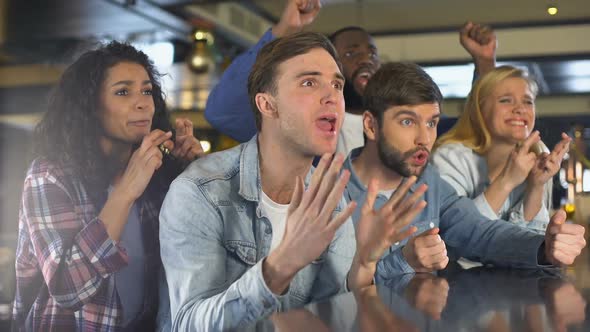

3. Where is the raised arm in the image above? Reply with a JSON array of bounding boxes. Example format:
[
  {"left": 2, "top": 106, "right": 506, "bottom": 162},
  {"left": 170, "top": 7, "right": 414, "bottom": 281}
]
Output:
[
  {"left": 460, "top": 21, "right": 497, "bottom": 79},
  {"left": 204, "top": 0, "right": 321, "bottom": 142}
]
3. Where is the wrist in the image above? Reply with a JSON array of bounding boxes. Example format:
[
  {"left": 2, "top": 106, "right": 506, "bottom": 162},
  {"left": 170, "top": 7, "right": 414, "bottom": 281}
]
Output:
[
  {"left": 495, "top": 174, "right": 517, "bottom": 194},
  {"left": 263, "top": 249, "right": 299, "bottom": 294},
  {"left": 348, "top": 253, "right": 377, "bottom": 290},
  {"left": 474, "top": 57, "right": 496, "bottom": 75},
  {"left": 110, "top": 185, "right": 136, "bottom": 206}
]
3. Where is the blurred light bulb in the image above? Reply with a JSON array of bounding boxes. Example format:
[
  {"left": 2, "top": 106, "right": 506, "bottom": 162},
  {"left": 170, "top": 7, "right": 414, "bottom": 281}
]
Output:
[
  {"left": 547, "top": 6, "right": 558, "bottom": 15},
  {"left": 200, "top": 140, "right": 211, "bottom": 153}
]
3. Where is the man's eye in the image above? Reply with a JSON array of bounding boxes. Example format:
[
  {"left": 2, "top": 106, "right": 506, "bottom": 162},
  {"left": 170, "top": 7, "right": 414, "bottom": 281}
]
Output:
[{"left": 401, "top": 119, "right": 413, "bottom": 126}]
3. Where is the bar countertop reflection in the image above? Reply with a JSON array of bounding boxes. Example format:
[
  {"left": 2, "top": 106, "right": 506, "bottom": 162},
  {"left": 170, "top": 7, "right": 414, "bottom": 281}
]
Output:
[{"left": 244, "top": 249, "right": 590, "bottom": 332}]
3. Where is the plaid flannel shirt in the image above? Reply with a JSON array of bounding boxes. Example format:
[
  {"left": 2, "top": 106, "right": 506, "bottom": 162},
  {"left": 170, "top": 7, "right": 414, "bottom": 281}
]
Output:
[{"left": 12, "top": 158, "right": 164, "bottom": 331}]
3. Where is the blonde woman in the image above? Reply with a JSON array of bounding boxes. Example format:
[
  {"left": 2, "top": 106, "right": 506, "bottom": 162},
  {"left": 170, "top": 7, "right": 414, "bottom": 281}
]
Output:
[{"left": 432, "top": 66, "right": 570, "bottom": 233}]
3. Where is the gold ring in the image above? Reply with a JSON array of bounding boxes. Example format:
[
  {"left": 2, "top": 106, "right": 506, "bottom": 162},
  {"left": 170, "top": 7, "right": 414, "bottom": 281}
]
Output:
[{"left": 159, "top": 144, "right": 171, "bottom": 155}]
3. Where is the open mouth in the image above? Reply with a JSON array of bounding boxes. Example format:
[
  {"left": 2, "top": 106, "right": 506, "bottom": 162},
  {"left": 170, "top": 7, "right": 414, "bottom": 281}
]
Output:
[
  {"left": 354, "top": 70, "right": 373, "bottom": 89},
  {"left": 316, "top": 114, "right": 337, "bottom": 133},
  {"left": 412, "top": 150, "right": 430, "bottom": 166},
  {"left": 505, "top": 119, "right": 527, "bottom": 127}
]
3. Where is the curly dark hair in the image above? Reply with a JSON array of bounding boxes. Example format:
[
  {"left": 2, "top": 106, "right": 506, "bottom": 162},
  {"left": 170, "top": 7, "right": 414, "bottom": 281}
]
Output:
[{"left": 34, "top": 41, "right": 181, "bottom": 207}]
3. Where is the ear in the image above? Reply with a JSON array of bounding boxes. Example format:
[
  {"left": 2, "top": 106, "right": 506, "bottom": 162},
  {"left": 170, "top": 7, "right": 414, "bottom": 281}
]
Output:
[
  {"left": 363, "top": 111, "right": 378, "bottom": 142},
  {"left": 255, "top": 92, "right": 278, "bottom": 120}
]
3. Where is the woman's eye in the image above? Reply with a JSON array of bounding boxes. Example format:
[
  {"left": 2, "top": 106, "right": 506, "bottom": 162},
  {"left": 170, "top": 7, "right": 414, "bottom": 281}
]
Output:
[{"left": 115, "top": 89, "right": 128, "bottom": 96}]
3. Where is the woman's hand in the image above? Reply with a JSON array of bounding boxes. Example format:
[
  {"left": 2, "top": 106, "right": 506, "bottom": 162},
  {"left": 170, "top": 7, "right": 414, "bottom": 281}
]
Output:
[
  {"left": 118, "top": 130, "right": 171, "bottom": 202},
  {"left": 528, "top": 133, "right": 571, "bottom": 187},
  {"left": 170, "top": 118, "right": 205, "bottom": 161}
]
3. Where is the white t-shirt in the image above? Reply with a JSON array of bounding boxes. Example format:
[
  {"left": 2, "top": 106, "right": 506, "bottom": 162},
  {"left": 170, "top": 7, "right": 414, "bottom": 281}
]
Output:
[
  {"left": 260, "top": 190, "right": 290, "bottom": 251},
  {"left": 336, "top": 112, "right": 364, "bottom": 156}
]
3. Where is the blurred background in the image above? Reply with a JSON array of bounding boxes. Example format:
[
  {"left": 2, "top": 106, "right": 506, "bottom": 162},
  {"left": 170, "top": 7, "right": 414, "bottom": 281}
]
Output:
[{"left": 1, "top": 0, "right": 590, "bottom": 326}]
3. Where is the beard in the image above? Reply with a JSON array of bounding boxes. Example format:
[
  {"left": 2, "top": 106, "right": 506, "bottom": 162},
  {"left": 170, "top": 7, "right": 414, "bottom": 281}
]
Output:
[
  {"left": 344, "top": 81, "right": 364, "bottom": 111},
  {"left": 377, "top": 134, "right": 429, "bottom": 178}
]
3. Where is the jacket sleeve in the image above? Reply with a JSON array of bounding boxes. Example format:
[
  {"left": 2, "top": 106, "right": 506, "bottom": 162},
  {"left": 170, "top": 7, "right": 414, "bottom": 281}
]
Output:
[
  {"left": 160, "top": 177, "right": 284, "bottom": 331},
  {"left": 204, "top": 29, "right": 274, "bottom": 142}
]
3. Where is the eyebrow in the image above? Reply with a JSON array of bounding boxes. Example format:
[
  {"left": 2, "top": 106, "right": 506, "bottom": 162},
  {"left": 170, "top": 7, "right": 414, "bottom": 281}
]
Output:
[
  {"left": 295, "top": 71, "right": 345, "bottom": 83},
  {"left": 394, "top": 109, "right": 441, "bottom": 120},
  {"left": 111, "top": 79, "right": 152, "bottom": 87}
]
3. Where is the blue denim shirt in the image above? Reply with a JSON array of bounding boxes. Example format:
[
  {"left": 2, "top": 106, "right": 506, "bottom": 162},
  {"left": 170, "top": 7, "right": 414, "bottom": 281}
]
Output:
[
  {"left": 342, "top": 148, "right": 548, "bottom": 281},
  {"left": 159, "top": 136, "right": 356, "bottom": 331}
]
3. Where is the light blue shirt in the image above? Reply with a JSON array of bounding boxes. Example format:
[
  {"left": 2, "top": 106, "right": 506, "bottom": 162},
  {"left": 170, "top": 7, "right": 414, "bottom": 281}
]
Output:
[
  {"left": 159, "top": 136, "right": 356, "bottom": 331},
  {"left": 432, "top": 143, "right": 552, "bottom": 233},
  {"left": 342, "top": 148, "right": 549, "bottom": 281}
]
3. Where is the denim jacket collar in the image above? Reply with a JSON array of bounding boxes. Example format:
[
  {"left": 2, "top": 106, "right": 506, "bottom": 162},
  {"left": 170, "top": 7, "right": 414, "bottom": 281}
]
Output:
[{"left": 238, "top": 135, "right": 314, "bottom": 203}]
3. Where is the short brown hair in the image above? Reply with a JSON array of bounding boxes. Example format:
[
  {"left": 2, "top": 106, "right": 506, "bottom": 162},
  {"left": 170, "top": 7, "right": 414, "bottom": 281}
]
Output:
[
  {"left": 363, "top": 62, "right": 442, "bottom": 126},
  {"left": 247, "top": 31, "right": 342, "bottom": 131}
]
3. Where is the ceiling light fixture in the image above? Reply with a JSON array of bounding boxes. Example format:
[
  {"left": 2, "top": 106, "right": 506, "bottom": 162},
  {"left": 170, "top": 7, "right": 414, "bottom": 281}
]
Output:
[
  {"left": 547, "top": 5, "right": 558, "bottom": 15},
  {"left": 187, "top": 29, "right": 215, "bottom": 74}
]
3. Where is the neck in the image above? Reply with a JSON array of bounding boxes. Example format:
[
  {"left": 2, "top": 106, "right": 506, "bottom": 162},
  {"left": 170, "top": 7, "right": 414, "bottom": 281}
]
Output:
[
  {"left": 352, "top": 142, "right": 404, "bottom": 191},
  {"left": 257, "top": 131, "right": 313, "bottom": 204},
  {"left": 484, "top": 141, "right": 515, "bottom": 182}
]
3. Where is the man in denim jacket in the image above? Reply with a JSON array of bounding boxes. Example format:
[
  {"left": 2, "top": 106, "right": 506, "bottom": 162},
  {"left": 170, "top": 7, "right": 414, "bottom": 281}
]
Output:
[
  {"left": 159, "top": 32, "right": 426, "bottom": 331},
  {"left": 343, "top": 62, "right": 586, "bottom": 280}
]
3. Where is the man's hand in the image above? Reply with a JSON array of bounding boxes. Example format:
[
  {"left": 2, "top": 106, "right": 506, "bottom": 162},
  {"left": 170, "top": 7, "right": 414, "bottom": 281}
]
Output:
[
  {"left": 349, "top": 177, "right": 426, "bottom": 289},
  {"left": 263, "top": 153, "right": 355, "bottom": 294},
  {"left": 272, "top": 0, "right": 321, "bottom": 37},
  {"left": 459, "top": 21, "right": 497, "bottom": 76},
  {"left": 402, "top": 227, "right": 449, "bottom": 273},
  {"left": 405, "top": 274, "right": 450, "bottom": 320},
  {"left": 544, "top": 210, "right": 586, "bottom": 266}
]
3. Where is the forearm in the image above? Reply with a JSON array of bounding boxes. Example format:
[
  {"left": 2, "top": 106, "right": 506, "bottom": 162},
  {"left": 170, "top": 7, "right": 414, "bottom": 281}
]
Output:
[
  {"left": 474, "top": 57, "right": 496, "bottom": 77},
  {"left": 347, "top": 253, "right": 377, "bottom": 291},
  {"left": 523, "top": 183, "right": 545, "bottom": 222},
  {"left": 98, "top": 186, "right": 134, "bottom": 242},
  {"left": 171, "top": 261, "right": 283, "bottom": 331},
  {"left": 483, "top": 176, "right": 514, "bottom": 215}
]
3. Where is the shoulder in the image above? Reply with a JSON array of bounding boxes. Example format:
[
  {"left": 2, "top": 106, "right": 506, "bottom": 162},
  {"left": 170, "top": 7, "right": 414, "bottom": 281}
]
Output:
[
  {"left": 25, "top": 157, "right": 77, "bottom": 186},
  {"left": 176, "top": 143, "right": 243, "bottom": 186},
  {"left": 434, "top": 142, "right": 474, "bottom": 157},
  {"left": 433, "top": 143, "right": 481, "bottom": 169}
]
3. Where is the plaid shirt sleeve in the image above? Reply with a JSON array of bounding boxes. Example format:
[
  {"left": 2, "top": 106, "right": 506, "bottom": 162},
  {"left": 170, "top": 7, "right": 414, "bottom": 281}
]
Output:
[{"left": 21, "top": 166, "right": 128, "bottom": 310}]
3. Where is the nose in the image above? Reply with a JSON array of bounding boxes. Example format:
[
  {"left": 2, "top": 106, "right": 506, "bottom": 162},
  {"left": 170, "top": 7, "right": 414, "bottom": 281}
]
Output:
[
  {"left": 320, "top": 83, "right": 342, "bottom": 107},
  {"left": 136, "top": 94, "right": 152, "bottom": 112},
  {"left": 356, "top": 50, "right": 374, "bottom": 67},
  {"left": 415, "top": 124, "right": 432, "bottom": 147}
]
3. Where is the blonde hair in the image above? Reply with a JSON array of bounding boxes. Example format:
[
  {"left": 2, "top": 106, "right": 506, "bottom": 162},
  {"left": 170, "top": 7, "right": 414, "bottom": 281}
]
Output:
[{"left": 435, "top": 65, "right": 538, "bottom": 154}]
